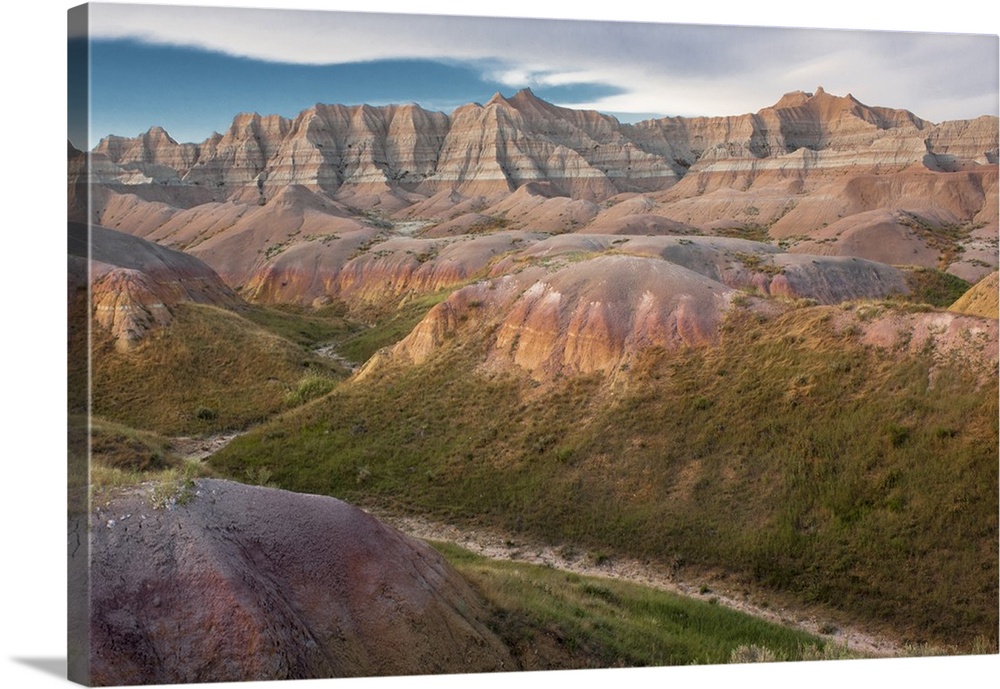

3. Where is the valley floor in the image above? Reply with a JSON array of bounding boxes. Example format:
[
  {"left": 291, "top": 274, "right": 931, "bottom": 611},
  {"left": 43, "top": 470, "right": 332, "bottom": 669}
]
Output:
[
  {"left": 373, "top": 510, "right": 906, "bottom": 658},
  {"left": 164, "top": 403, "right": 905, "bottom": 659}
]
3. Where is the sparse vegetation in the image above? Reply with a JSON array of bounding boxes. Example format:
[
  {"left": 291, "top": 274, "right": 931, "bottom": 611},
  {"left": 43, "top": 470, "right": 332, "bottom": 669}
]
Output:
[
  {"left": 470, "top": 214, "right": 511, "bottom": 233},
  {"left": 361, "top": 210, "right": 393, "bottom": 230},
  {"left": 901, "top": 267, "right": 971, "bottom": 307},
  {"left": 714, "top": 224, "right": 770, "bottom": 242},
  {"left": 433, "top": 541, "right": 838, "bottom": 669},
  {"left": 89, "top": 417, "right": 215, "bottom": 505},
  {"left": 91, "top": 302, "right": 346, "bottom": 436},
  {"left": 733, "top": 251, "right": 785, "bottom": 277},
  {"left": 898, "top": 212, "right": 982, "bottom": 269},
  {"left": 149, "top": 463, "right": 199, "bottom": 510},
  {"left": 305, "top": 232, "right": 341, "bottom": 244},
  {"left": 263, "top": 241, "right": 292, "bottom": 260},
  {"left": 210, "top": 303, "right": 998, "bottom": 650}
]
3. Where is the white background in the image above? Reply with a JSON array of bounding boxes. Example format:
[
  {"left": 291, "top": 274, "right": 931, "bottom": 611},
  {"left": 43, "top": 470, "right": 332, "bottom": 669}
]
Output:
[{"left": 2, "top": 2, "right": 997, "bottom": 688}]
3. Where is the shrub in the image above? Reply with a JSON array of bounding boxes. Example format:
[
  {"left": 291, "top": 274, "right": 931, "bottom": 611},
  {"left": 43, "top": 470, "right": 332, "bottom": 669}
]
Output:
[
  {"left": 887, "top": 423, "right": 910, "bottom": 448},
  {"left": 286, "top": 375, "right": 336, "bottom": 407},
  {"left": 150, "top": 463, "right": 199, "bottom": 510},
  {"left": 194, "top": 407, "right": 218, "bottom": 421}
]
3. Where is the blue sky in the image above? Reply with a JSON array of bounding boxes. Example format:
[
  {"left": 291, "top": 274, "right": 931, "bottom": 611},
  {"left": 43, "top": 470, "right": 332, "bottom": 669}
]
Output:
[
  {"left": 70, "top": 2, "right": 999, "bottom": 149},
  {"left": 80, "top": 40, "right": 627, "bottom": 146}
]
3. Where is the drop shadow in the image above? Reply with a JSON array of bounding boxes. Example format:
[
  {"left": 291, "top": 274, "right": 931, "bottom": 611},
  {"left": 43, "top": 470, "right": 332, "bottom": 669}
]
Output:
[{"left": 11, "top": 657, "right": 66, "bottom": 679}]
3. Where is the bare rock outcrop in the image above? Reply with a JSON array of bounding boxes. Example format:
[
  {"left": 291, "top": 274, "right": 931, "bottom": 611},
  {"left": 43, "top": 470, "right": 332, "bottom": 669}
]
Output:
[
  {"left": 388, "top": 253, "right": 735, "bottom": 378},
  {"left": 924, "top": 116, "right": 1000, "bottom": 169},
  {"left": 377, "top": 235, "right": 914, "bottom": 380},
  {"left": 244, "top": 230, "right": 539, "bottom": 309},
  {"left": 950, "top": 271, "right": 999, "bottom": 319},
  {"left": 91, "top": 88, "right": 995, "bottom": 208},
  {"left": 83, "top": 89, "right": 997, "bottom": 303},
  {"left": 70, "top": 223, "right": 241, "bottom": 349},
  {"left": 493, "top": 234, "right": 909, "bottom": 303},
  {"left": 89, "top": 479, "right": 512, "bottom": 685},
  {"left": 489, "top": 255, "right": 733, "bottom": 375}
]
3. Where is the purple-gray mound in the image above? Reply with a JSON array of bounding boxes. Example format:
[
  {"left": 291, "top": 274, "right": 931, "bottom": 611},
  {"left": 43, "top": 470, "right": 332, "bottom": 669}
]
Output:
[{"left": 89, "top": 479, "right": 512, "bottom": 685}]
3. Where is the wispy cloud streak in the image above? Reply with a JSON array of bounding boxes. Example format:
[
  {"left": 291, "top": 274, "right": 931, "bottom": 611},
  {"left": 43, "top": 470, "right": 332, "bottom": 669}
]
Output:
[{"left": 87, "top": 3, "right": 998, "bottom": 123}]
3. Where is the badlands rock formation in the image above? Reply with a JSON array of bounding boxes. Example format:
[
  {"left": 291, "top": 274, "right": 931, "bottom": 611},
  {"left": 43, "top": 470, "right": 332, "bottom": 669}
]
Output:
[
  {"left": 89, "top": 479, "right": 511, "bottom": 685},
  {"left": 383, "top": 236, "right": 911, "bottom": 378},
  {"left": 91, "top": 87, "right": 996, "bottom": 202},
  {"left": 950, "top": 271, "right": 1000, "bottom": 319},
  {"left": 74, "top": 88, "right": 999, "bottom": 373},
  {"left": 68, "top": 223, "right": 240, "bottom": 350},
  {"left": 82, "top": 88, "right": 998, "bottom": 292},
  {"left": 68, "top": 141, "right": 89, "bottom": 223}
]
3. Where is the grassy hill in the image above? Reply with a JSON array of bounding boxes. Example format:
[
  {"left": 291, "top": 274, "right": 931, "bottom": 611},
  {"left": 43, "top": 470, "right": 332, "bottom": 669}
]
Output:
[
  {"left": 209, "top": 300, "right": 998, "bottom": 650},
  {"left": 90, "top": 302, "right": 352, "bottom": 436},
  {"left": 950, "top": 271, "right": 999, "bottom": 319},
  {"left": 432, "top": 541, "right": 852, "bottom": 669}
]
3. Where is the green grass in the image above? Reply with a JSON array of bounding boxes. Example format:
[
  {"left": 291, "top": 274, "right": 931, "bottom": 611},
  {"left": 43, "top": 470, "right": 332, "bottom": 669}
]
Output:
[
  {"left": 237, "top": 302, "right": 358, "bottom": 349},
  {"left": 209, "top": 302, "right": 998, "bottom": 650},
  {"left": 89, "top": 417, "right": 182, "bottom": 472},
  {"left": 336, "top": 290, "right": 452, "bottom": 364},
  {"left": 85, "top": 416, "right": 217, "bottom": 507},
  {"left": 902, "top": 267, "right": 971, "bottom": 307},
  {"left": 285, "top": 375, "right": 338, "bottom": 407},
  {"left": 432, "top": 541, "right": 847, "bottom": 669},
  {"left": 91, "top": 302, "right": 345, "bottom": 436},
  {"left": 89, "top": 286, "right": 447, "bottom": 438}
]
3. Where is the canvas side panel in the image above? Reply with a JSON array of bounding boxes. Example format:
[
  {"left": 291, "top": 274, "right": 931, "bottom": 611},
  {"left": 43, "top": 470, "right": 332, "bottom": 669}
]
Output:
[{"left": 67, "top": 4, "right": 91, "bottom": 686}]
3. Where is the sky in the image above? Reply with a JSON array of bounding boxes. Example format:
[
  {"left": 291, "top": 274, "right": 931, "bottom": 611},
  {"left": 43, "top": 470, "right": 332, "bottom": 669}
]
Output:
[{"left": 68, "top": 1, "right": 1000, "bottom": 149}]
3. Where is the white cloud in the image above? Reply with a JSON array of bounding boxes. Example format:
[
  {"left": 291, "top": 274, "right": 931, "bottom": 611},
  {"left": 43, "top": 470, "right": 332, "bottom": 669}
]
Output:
[{"left": 86, "top": 1, "right": 998, "bottom": 122}]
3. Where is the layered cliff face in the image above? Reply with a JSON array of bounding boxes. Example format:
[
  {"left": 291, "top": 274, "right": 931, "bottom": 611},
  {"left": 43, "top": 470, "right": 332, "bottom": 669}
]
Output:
[
  {"left": 69, "top": 223, "right": 241, "bottom": 350},
  {"left": 924, "top": 116, "right": 999, "bottom": 169},
  {"left": 379, "top": 235, "right": 913, "bottom": 379},
  {"left": 91, "top": 87, "right": 998, "bottom": 204},
  {"left": 431, "top": 90, "right": 680, "bottom": 200},
  {"left": 84, "top": 88, "right": 998, "bottom": 292},
  {"left": 91, "top": 89, "right": 685, "bottom": 203}
]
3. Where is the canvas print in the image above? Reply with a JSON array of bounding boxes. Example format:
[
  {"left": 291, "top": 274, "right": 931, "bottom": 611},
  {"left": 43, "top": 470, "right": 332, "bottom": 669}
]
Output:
[{"left": 67, "top": 2, "right": 999, "bottom": 686}]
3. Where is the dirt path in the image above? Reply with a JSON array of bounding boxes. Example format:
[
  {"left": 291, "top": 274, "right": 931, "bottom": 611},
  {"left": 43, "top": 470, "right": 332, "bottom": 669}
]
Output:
[
  {"left": 171, "top": 341, "right": 357, "bottom": 461},
  {"left": 172, "top": 420, "right": 910, "bottom": 659},
  {"left": 375, "top": 511, "right": 907, "bottom": 658},
  {"left": 169, "top": 334, "right": 907, "bottom": 659},
  {"left": 170, "top": 432, "right": 242, "bottom": 461},
  {"left": 313, "top": 343, "right": 360, "bottom": 373}
]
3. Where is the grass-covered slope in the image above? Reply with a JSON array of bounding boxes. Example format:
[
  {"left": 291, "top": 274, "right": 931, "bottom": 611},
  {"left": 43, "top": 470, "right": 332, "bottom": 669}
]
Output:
[
  {"left": 210, "top": 301, "right": 998, "bottom": 650},
  {"left": 432, "top": 541, "right": 845, "bottom": 669},
  {"left": 91, "top": 302, "right": 349, "bottom": 436}
]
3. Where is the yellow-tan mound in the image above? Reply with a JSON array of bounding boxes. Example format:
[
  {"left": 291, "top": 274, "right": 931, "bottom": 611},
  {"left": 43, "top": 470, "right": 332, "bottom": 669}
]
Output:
[{"left": 950, "top": 271, "right": 999, "bottom": 319}]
